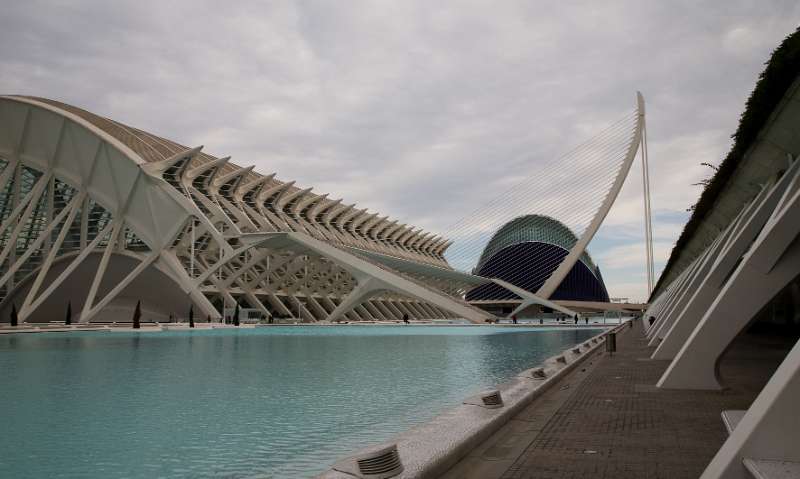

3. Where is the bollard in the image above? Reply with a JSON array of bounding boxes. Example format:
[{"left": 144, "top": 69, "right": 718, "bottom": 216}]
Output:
[{"left": 605, "top": 332, "right": 617, "bottom": 354}]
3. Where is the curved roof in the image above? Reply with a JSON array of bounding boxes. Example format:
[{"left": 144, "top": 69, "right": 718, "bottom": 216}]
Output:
[
  {"left": 475, "top": 214, "right": 597, "bottom": 274},
  {"left": 4, "top": 96, "right": 450, "bottom": 266}
]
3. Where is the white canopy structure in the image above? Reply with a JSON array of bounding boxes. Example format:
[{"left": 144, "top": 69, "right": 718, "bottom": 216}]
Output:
[{"left": 0, "top": 93, "right": 647, "bottom": 324}]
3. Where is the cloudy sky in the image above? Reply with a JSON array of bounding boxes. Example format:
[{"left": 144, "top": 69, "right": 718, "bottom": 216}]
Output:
[{"left": 1, "top": 1, "right": 798, "bottom": 302}]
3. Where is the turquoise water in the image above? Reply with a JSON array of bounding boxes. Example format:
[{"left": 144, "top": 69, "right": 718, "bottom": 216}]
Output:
[{"left": 0, "top": 325, "right": 601, "bottom": 478}]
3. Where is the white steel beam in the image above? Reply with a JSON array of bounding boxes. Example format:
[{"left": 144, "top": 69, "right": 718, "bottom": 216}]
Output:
[{"left": 658, "top": 165, "right": 800, "bottom": 390}]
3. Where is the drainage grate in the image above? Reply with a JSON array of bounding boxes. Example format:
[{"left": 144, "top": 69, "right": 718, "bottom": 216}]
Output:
[
  {"left": 464, "top": 389, "right": 504, "bottom": 409},
  {"left": 357, "top": 445, "right": 403, "bottom": 478},
  {"left": 482, "top": 391, "right": 503, "bottom": 407},
  {"left": 333, "top": 443, "right": 404, "bottom": 479},
  {"left": 531, "top": 367, "right": 547, "bottom": 379}
]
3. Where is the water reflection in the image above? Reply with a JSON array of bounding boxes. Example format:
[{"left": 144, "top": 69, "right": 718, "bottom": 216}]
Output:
[{"left": 0, "top": 326, "right": 601, "bottom": 479}]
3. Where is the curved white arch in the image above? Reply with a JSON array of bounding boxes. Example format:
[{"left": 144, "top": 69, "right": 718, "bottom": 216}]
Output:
[
  {"left": 0, "top": 96, "right": 216, "bottom": 322},
  {"left": 536, "top": 92, "right": 645, "bottom": 299}
]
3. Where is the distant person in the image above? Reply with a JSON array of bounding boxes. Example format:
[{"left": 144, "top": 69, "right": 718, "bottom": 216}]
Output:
[
  {"left": 574, "top": 314, "right": 578, "bottom": 324},
  {"left": 403, "top": 313, "right": 410, "bottom": 324},
  {"left": 539, "top": 318, "right": 544, "bottom": 325},
  {"left": 585, "top": 317, "right": 589, "bottom": 325},
  {"left": 512, "top": 314, "right": 518, "bottom": 324}
]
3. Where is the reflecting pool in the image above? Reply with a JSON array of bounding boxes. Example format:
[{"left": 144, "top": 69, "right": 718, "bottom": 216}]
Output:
[{"left": 0, "top": 325, "right": 602, "bottom": 478}]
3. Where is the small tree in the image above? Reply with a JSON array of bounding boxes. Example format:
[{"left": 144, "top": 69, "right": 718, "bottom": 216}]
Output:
[
  {"left": 687, "top": 162, "right": 719, "bottom": 211},
  {"left": 65, "top": 301, "right": 72, "bottom": 326},
  {"left": 233, "top": 302, "right": 240, "bottom": 326},
  {"left": 189, "top": 305, "right": 194, "bottom": 328},
  {"left": 10, "top": 303, "right": 18, "bottom": 327},
  {"left": 132, "top": 300, "right": 141, "bottom": 329}
]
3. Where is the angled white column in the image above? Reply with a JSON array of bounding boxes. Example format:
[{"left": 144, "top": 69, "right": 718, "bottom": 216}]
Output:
[
  {"left": 362, "top": 300, "right": 386, "bottom": 320},
  {"left": 374, "top": 300, "right": 399, "bottom": 320},
  {"left": 649, "top": 192, "right": 759, "bottom": 347},
  {"left": 642, "top": 292, "right": 667, "bottom": 331},
  {"left": 644, "top": 281, "right": 678, "bottom": 335},
  {"left": 645, "top": 265, "right": 692, "bottom": 337},
  {"left": 324, "top": 278, "right": 382, "bottom": 322},
  {"left": 382, "top": 299, "right": 406, "bottom": 320},
  {"left": 493, "top": 278, "right": 578, "bottom": 318},
  {"left": 658, "top": 166, "right": 800, "bottom": 390},
  {"left": 647, "top": 233, "right": 726, "bottom": 345},
  {"left": 652, "top": 168, "right": 794, "bottom": 360},
  {"left": 700, "top": 339, "right": 800, "bottom": 479}
]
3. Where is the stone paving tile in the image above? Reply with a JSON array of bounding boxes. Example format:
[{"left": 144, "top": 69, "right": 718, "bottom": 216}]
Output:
[{"left": 497, "top": 320, "right": 789, "bottom": 479}]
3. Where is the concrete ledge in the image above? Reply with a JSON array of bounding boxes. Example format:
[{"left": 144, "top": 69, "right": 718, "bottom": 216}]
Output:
[{"left": 317, "top": 321, "right": 629, "bottom": 479}]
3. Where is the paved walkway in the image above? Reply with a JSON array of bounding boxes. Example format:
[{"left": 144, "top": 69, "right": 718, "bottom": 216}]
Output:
[{"left": 443, "top": 319, "right": 790, "bottom": 479}]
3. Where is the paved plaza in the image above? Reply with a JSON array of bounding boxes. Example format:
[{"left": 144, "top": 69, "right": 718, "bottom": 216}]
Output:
[{"left": 444, "top": 320, "right": 792, "bottom": 479}]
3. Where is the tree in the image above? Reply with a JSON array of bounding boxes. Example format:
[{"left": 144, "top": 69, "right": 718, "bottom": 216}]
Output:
[
  {"left": 10, "top": 303, "right": 18, "bottom": 327},
  {"left": 132, "top": 301, "right": 141, "bottom": 329},
  {"left": 686, "top": 163, "right": 720, "bottom": 212},
  {"left": 233, "top": 302, "right": 240, "bottom": 326},
  {"left": 65, "top": 301, "right": 72, "bottom": 326},
  {"left": 189, "top": 305, "right": 194, "bottom": 328}
]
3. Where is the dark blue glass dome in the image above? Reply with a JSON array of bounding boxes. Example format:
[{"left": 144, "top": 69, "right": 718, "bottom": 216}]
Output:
[{"left": 466, "top": 215, "right": 609, "bottom": 302}]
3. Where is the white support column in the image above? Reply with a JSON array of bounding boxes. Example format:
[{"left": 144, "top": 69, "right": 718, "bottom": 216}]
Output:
[
  {"left": 374, "top": 300, "right": 399, "bottom": 320},
  {"left": 355, "top": 304, "right": 375, "bottom": 321},
  {"left": 265, "top": 293, "right": 293, "bottom": 317},
  {"left": 403, "top": 302, "right": 423, "bottom": 319},
  {"left": 384, "top": 299, "right": 406, "bottom": 320},
  {"left": 0, "top": 172, "right": 51, "bottom": 266},
  {"left": 79, "top": 219, "right": 123, "bottom": 322},
  {"left": 419, "top": 302, "right": 440, "bottom": 319},
  {"left": 80, "top": 251, "right": 160, "bottom": 323},
  {"left": 290, "top": 296, "right": 314, "bottom": 322},
  {"left": 362, "top": 300, "right": 386, "bottom": 320},
  {"left": 645, "top": 268, "right": 689, "bottom": 337},
  {"left": 20, "top": 221, "right": 116, "bottom": 318},
  {"left": 649, "top": 191, "right": 759, "bottom": 347},
  {"left": 407, "top": 301, "right": 428, "bottom": 319},
  {"left": 326, "top": 276, "right": 382, "bottom": 322},
  {"left": 394, "top": 301, "right": 416, "bottom": 320},
  {"left": 156, "top": 250, "right": 221, "bottom": 321},
  {"left": 652, "top": 173, "right": 791, "bottom": 360},
  {"left": 0, "top": 170, "right": 49, "bottom": 240},
  {"left": 700, "top": 339, "right": 800, "bottom": 479},
  {"left": 0, "top": 191, "right": 84, "bottom": 291},
  {"left": 658, "top": 168, "right": 800, "bottom": 390},
  {"left": 303, "top": 296, "right": 327, "bottom": 320},
  {"left": 318, "top": 296, "right": 336, "bottom": 315},
  {"left": 647, "top": 236, "right": 724, "bottom": 345}
]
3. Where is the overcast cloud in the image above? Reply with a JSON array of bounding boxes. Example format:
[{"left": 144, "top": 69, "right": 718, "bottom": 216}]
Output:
[{"left": 1, "top": 1, "right": 798, "bottom": 301}]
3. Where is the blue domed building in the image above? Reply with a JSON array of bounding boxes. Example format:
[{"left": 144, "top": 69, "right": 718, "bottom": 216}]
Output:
[{"left": 466, "top": 215, "right": 609, "bottom": 302}]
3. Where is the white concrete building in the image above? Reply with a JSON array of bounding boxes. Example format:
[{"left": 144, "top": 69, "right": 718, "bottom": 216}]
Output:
[
  {"left": 0, "top": 89, "right": 648, "bottom": 328},
  {"left": 0, "top": 95, "right": 495, "bottom": 324},
  {"left": 645, "top": 64, "right": 800, "bottom": 478}
]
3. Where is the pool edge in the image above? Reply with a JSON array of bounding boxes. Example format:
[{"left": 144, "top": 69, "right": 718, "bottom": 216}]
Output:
[{"left": 317, "top": 321, "right": 630, "bottom": 479}]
